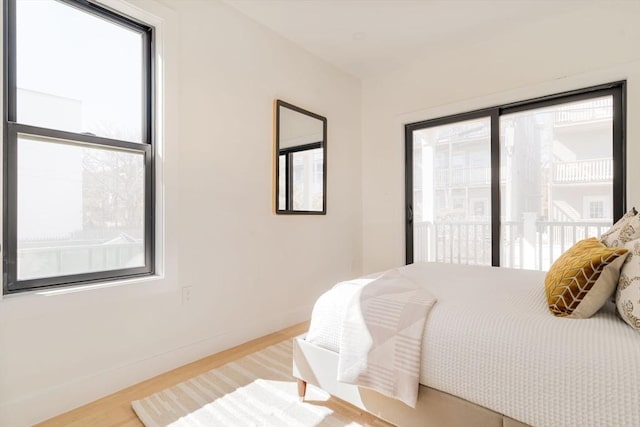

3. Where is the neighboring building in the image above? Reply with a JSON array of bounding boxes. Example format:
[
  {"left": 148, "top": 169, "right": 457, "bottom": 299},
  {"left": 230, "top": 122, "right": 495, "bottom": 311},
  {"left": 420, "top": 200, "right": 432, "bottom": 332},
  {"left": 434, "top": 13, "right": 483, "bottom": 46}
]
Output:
[
  {"left": 413, "top": 97, "right": 613, "bottom": 269},
  {"left": 550, "top": 97, "right": 613, "bottom": 222}
]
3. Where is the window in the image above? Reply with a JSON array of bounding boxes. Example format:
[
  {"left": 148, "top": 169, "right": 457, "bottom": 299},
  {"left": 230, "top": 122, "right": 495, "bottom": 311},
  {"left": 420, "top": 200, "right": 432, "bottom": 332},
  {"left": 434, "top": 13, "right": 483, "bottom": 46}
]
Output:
[
  {"left": 590, "top": 201, "right": 605, "bottom": 219},
  {"left": 3, "top": 0, "right": 154, "bottom": 293},
  {"left": 406, "top": 82, "right": 625, "bottom": 270},
  {"left": 584, "top": 196, "right": 608, "bottom": 219},
  {"left": 472, "top": 199, "right": 488, "bottom": 218}
]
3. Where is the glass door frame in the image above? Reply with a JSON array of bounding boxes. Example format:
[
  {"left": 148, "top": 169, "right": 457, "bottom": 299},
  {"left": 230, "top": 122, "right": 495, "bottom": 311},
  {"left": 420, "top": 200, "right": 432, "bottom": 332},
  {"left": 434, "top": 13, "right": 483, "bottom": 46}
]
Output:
[{"left": 404, "top": 81, "right": 626, "bottom": 266}]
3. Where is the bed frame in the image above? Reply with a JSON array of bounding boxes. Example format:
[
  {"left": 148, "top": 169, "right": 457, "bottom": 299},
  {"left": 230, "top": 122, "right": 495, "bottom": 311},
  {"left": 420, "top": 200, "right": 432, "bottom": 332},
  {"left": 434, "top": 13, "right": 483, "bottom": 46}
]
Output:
[{"left": 292, "top": 335, "right": 530, "bottom": 427}]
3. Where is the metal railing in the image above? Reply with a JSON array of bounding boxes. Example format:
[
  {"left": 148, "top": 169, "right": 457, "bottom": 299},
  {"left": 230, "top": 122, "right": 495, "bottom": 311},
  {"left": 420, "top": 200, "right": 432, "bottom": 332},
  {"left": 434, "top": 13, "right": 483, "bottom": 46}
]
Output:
[{"left": 414, "top": 219, "right": 610, "bottom": 270}]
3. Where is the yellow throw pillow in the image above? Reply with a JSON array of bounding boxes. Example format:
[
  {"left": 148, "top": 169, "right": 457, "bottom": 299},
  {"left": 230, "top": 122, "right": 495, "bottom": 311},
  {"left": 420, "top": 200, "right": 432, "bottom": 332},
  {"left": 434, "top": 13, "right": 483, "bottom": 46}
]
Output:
[{"left": 545, "top": 237, "right": 628, "bottom": 318}]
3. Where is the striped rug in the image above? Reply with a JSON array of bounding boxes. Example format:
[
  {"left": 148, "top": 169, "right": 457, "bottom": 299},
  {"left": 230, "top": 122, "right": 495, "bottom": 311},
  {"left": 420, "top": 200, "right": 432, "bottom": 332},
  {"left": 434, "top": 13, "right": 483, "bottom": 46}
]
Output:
[{"left": 131, "top": 339, "right": 385, "bottom": 426}]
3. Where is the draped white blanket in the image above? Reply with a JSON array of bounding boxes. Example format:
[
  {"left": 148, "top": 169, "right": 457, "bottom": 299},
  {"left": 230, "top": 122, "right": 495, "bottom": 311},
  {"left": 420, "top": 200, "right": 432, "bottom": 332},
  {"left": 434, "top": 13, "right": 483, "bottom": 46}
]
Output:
[{"left": 336, "top": 269, "right": 437, "bottom": 407}]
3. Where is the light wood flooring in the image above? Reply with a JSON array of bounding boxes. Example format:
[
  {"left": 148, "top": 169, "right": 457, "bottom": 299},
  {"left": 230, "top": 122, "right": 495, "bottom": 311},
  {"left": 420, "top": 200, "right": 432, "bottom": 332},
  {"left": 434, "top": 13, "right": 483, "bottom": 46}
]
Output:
[{"left": 37, "top": 321, "right": 390, "bottom": 427}]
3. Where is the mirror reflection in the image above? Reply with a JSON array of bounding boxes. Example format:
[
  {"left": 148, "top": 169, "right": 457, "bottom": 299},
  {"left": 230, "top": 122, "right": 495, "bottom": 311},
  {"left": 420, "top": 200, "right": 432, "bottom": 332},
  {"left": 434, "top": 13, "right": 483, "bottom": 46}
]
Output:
[{"left": 275, "top": 100, "right": 327, "bottom": 214}]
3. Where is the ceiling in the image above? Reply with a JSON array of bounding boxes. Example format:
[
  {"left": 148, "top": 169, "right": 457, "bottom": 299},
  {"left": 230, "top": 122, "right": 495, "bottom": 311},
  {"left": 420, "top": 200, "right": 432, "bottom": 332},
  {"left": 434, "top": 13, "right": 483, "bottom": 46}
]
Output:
[{"left": 223, "top": 0, "right": 591, "bottom": 79}]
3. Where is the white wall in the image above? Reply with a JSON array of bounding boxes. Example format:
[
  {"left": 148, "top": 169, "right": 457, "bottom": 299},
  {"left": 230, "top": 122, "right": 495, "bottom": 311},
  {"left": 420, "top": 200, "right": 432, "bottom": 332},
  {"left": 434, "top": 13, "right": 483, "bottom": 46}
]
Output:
[
  {"left": 0, "top": 1, "right": 362, "bottom": 425},
  {"left": 361, "top": 1, "right": 640, "bottom": 273}
]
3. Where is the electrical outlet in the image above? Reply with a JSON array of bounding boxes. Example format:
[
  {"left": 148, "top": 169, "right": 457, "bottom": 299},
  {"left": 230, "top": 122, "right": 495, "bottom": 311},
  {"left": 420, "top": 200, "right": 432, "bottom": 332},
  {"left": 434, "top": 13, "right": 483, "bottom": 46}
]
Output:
[{"left": 181, "top": 286, "right": 193, "bottom": 304}]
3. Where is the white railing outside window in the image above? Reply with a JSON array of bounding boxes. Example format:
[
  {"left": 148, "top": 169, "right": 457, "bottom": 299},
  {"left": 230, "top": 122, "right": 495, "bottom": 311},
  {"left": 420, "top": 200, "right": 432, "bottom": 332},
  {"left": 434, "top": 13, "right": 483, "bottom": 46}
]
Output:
[{"left": 414, "top": 219, "right": 610, "bottom": 271}]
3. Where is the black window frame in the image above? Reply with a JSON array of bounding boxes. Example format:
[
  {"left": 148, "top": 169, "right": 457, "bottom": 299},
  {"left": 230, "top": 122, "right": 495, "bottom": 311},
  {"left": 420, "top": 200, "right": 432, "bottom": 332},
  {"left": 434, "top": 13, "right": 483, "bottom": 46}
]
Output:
[
  {"left": 405, "top": 81, "right": 626, "bottom": 266},
  {"left": 3, "top": 0, "right": 155, "bottom": 293}
]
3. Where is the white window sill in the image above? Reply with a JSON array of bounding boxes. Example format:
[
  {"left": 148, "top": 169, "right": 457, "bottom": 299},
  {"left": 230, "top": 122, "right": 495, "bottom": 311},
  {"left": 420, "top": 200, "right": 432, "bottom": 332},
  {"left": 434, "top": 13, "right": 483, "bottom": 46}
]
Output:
[{"left": 1, "top": 273, "right": 165, "bottom": 301}]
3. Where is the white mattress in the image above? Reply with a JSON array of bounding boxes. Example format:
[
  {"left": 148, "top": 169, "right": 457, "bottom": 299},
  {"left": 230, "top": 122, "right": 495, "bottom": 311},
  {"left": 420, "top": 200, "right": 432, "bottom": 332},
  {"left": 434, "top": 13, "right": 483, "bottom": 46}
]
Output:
[{"left": 306, "top": 262, "right": 640, "bottom": 427}]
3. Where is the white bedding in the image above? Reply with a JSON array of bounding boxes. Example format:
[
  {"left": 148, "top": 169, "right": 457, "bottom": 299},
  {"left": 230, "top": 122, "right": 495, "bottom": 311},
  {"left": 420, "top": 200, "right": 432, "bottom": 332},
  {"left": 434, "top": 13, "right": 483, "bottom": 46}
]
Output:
[{"left": 306, "top": 262, "right": 640, "bottom": 427}]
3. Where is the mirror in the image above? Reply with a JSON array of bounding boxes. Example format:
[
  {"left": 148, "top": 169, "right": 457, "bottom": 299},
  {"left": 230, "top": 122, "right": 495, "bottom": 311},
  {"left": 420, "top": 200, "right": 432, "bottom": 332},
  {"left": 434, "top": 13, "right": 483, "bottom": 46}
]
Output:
[{"left": 274, "top": 100, "right": 327, "bottom": 214}]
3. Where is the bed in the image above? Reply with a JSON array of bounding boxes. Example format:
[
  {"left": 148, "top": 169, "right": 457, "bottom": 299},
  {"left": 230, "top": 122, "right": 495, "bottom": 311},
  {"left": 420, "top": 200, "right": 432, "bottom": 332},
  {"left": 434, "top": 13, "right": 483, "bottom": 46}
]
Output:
[{"left": 292, "top": 262, "right": 640, "bottom": 427}]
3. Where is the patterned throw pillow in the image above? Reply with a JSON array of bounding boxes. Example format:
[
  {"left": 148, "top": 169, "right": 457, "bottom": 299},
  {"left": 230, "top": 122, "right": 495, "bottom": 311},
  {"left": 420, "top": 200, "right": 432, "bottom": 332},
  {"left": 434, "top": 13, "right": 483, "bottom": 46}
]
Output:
[
  {"left": 616, "top": 239, "right": 640, "bottom": 331},
  {"left": 600, "top": 207, "right": 640, "bottom": 247},
  {"left": 545, "top": 237, "right": 628, "bottom": 318}
]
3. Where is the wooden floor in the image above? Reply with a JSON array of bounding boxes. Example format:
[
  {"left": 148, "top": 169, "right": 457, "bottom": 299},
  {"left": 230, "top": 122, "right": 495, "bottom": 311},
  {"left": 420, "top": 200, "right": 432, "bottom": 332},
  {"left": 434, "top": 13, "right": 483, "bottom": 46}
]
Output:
[{"left": 37, "top": 321, "right": 390, "bottom": 427}]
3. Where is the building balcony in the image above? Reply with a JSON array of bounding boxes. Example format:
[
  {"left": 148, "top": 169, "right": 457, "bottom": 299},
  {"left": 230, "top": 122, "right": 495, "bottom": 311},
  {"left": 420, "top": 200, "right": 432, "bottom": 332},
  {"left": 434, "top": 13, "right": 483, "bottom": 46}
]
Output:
[
  {"left": 435, "top": 167, "right": 491, "bottom": 187},
  {"left": 552, "top": 158, "right": 612, "bottom": 184},
  {"left": 434, "top": 166, "right": 509, "bottom": 188},
  {"left": 554, "top": 97, "right": 612, "bottom": 126}
]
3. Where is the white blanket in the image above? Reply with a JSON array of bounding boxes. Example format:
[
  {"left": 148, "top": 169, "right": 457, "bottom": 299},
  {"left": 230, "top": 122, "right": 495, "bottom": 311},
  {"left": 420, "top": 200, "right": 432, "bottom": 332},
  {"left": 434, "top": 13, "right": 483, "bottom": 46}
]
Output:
[{"left": 335, "top": 269, "right": 437, "bottom": 407}]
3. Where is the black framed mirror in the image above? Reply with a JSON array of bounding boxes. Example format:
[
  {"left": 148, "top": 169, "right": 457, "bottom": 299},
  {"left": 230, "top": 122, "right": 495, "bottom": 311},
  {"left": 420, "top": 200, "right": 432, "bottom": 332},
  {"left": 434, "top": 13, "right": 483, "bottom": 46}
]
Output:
[{"left": 274, "top": 100, "right": 327, "bottom": 214}]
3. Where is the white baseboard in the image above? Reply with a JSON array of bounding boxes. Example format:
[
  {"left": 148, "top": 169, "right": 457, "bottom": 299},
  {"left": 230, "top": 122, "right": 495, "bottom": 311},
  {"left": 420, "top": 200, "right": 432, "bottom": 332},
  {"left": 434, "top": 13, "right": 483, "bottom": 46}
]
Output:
[{"left": 0, "top": 304, "right": 312, "bottom": 427}]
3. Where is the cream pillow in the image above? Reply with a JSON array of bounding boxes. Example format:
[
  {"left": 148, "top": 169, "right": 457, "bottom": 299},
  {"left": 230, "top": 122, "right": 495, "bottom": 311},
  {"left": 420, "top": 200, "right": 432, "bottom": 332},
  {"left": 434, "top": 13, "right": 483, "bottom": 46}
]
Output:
[
  {"left": 616, "top": 239, "right": 640, "bottom": 331},
  {"left": 545, "top": 237, "right": 628, "bottom": 318},
  {"left": 600, "top": 207, "right": 640, "bottom": 247}
]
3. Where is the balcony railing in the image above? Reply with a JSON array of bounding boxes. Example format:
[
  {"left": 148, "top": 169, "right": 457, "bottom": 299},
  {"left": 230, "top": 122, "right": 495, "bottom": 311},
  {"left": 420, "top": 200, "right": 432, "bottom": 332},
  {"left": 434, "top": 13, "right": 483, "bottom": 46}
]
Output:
[
  {"left": 434, "top": 167, "right": 491, "bottom": 187},
  {"left": 555, "top": 98, "right": 612, "bottom": 125},
  {"left": 414, "top": 219, "right": 610, "bottom": 270},
  {"left": 414, "top": 221, "right": 492, "bottom": 265},
  {"left": 552, "top": 158, "right": 612, "bottom": 183}
]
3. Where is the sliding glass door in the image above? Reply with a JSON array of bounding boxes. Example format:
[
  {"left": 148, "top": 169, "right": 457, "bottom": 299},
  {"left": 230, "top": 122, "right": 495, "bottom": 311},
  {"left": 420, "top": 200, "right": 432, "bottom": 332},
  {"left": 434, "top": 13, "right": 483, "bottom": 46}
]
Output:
[
  {"left": 406, "top": 82, "right": 625, "bottom": 269},
  {"left": 500, "top": 96, "right": 615, "bottom": 269},
  {"left": 409, "top": 115, "right": 492, "bottom": 265}
]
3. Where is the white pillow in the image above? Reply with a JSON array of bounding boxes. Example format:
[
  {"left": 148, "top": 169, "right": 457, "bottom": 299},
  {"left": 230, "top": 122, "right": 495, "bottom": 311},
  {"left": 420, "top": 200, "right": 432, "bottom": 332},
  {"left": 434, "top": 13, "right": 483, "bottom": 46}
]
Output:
[
  {"left": 600, "top": 207, "right": 640, "bottom": 247},
  {"left": 616, "top": 239, "right": 640, "bottom": 332}
]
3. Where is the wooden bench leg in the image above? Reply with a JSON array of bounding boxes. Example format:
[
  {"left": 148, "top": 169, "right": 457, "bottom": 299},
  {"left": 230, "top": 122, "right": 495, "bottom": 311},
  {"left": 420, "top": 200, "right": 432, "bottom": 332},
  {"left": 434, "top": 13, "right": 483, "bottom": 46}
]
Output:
[{"left": 297, "top": 379, "right": 307, "bottom": 402}]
